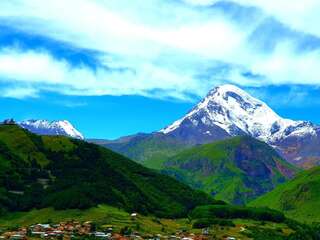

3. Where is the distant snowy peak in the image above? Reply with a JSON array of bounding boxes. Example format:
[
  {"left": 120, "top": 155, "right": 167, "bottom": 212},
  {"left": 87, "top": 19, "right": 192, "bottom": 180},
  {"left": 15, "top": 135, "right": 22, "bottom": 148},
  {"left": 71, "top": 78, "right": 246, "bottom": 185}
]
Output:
[
  {"left": 19, "top": 120, "right": 84, "bottom": 139},
  {"left": 160, "top": 84, "right": 316, "bottom": 142}
]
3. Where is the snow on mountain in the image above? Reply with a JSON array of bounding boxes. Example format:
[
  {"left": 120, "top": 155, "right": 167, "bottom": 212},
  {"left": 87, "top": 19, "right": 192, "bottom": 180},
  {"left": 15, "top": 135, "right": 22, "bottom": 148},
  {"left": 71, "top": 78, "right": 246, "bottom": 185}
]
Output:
[
  {"left": 160, "top": 84, "right": 316, "bottom": 143},
  {"left": 18, "top": 120, "right": 84, "bottom": 139}
]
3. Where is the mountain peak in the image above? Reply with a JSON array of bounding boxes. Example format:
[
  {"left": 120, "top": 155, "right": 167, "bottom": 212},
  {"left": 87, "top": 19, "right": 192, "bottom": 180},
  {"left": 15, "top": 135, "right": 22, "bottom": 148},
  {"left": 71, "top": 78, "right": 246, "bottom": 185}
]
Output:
[
  {"left": 205, "top": 84, "right": 266, "bottom": 107},
  {"left": 160, "top": 84, "right": 316, "bottom": 143},
  {"left": 208, "top": 84, "right": 248, "bottom": 96},
  {"left": 18, "top": 119, "right": 84, "bottom": 139}
]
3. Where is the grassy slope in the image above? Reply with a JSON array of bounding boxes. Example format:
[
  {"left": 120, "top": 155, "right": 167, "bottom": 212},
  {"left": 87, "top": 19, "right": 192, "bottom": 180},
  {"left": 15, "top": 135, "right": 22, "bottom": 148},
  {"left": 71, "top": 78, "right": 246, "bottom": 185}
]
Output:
[
  {"left": 101, "top": 134, "right": 187, "bottom": 170},
  {"left": 0, "top": 205, "right": 296, "bottom": 239},
  {"left": 0, "top": 124, "right": 49, "bottom": 166},
  {"left": 162, "top": 136, "right": 299, "bottom": 205},
  {"left": 250, "top": 167, "right": 320, "bottom": 223},
  {"left": 0, "top": 124, "right": 214, "bottom": 218},
  {"left": 0, "top": 205, "right": 189, "bottom": 234}
]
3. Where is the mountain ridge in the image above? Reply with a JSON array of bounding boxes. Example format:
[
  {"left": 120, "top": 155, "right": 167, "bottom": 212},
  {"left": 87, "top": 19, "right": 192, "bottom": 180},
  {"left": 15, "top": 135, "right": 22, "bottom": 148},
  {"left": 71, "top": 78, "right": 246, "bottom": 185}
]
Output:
[{"left": 96, "top": 84, "right": 320, "bottom": 169}]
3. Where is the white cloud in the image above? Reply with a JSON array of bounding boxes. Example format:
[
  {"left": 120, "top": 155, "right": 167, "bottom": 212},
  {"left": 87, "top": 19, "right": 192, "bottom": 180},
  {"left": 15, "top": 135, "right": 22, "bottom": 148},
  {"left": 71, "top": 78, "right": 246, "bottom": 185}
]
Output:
[
  {"left": 183, "top": 0, "right": 220, "bottom": 6},
  {"left": 247, "top": 86, "right": 320, "bottom": 109},
  {"left": 0, "top": 49, "right": 68, "bottom": 84},
  {"left": 0, "top": 0, "right": 248, "bottom": 59},
  {"left": 1, "top": 87, "right": 38, "bottom": 99},
  {"left": 235, "top": 0, "right": 320, "bottom": 37},
  {"left": 249, "top": 43, "right": 320, "bottom": 85},
  {"left": 188, "top": 0, "right": 320, "bottom": 37},
  {"left": 54, "top": 100, "right": 88, "bottom": 108},
  {"left": 0, "top": 0, "right": 320, "bottom": 100},
  {"left": 0, "top": 49, "right": 206, "bottom": 100}
]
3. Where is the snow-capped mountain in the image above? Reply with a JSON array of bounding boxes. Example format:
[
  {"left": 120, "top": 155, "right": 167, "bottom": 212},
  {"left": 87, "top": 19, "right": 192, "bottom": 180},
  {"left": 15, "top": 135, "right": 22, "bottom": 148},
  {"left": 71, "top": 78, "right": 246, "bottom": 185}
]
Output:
[
  {"left": 96, "top": 84, "right": 320, "bottom": 169},
  {"left": 19, "top": 120, "right": 84, "bottom": 139},
  {"left": 160, "top": 84, "right": 316, "bottom": 143}
]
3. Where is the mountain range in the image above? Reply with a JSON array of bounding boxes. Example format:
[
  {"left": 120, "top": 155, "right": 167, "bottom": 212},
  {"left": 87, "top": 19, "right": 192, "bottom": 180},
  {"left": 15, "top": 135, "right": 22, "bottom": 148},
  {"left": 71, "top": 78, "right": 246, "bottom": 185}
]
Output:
[
  {"left": 9, "top": 84, "right": 320, "bottom": 207},
  {"left": 95, "top": 84, "right": 320, "bottom": 169},
  {"left": 0, "top": 121, "right": 320, "bottom": 239},
  {"left": 2, "top": 84, "right": 320, "bottom": 224},
  {"left": 13, "top": 85, "right": 319, "bottom": 169}
]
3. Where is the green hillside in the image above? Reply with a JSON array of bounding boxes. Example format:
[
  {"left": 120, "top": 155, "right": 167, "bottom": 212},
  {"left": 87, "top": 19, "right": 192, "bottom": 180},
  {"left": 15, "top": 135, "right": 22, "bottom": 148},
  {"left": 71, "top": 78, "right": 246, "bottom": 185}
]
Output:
[
  {"left": 0, "top": 205, "right": 191, "bottom": 235},
  {"left": 161, "top": 136, "right": 299, "bottom": 205},
  {"left": 0, "top": 205, "right": 308, "bottom": 240},
  {"left": 95, "top": 134, "right": 187, "bottom": 169},
  {"left": 250, "top": 166, "right": 320, "bottom": 223},
  {"left": 0, "top": 124, "right": 215, "bottom": 218}
]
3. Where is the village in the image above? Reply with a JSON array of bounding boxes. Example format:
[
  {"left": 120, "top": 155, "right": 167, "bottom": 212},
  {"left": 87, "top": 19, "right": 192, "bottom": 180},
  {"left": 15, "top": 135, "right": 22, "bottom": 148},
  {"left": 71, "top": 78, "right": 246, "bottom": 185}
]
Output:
[{"left": 0, "top": 217, "right": 237, "bottom": 240}]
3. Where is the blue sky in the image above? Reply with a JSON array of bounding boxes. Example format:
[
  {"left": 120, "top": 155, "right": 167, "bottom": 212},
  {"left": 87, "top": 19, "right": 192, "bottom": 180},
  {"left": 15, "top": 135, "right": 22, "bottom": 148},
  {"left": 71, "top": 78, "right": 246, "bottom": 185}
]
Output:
[{"left": 0, "top": 0, "right": 320, "bottom": 139}]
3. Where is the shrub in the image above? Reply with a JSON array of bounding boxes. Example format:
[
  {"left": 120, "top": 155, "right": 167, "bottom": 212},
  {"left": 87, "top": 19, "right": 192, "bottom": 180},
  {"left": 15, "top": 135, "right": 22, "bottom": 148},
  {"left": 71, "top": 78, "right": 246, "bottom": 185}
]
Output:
[
  {"left": 120, "top": 226, "right": 132, "bottom": 236},
  {"left": 192, "top": 218, "right": 235, "bottom": 229},
  {"left": 191, "top": 205, "right": 285, "bottom": 223}
]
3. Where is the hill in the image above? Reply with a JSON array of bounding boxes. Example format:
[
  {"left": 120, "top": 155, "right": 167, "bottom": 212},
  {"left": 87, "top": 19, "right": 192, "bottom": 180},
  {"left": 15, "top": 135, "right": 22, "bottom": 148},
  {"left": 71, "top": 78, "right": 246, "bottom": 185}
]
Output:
[
  {"left": 0, "top": 205, "right": 189, "bottom": 235},
  {"left": 92, "top": 133, "right": 188, "bottom": 169},
  {"left": 250, "top": 166, "right": 320, "bottom": 223},
  {"left": 161, "top": 136, "right": 299, "bottom": 205},
  {"left": 0, "top": 205, "right": 308, "bottom": 240},
  {"left": 0, "top": 124, "right": 215, "bottom": 218}
]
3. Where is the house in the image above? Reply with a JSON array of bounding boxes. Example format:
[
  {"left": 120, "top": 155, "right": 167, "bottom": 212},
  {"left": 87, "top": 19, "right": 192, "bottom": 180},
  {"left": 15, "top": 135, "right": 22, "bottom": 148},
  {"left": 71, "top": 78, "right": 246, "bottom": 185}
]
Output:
[
  {"left": 169, "top": 235, "right": 180, "bottom": 240},
  {"left": 181, "top": 237, "right": 193, "bottom": 240},
  {"left": 47, "top": 230, "right": 63, "bottom": 237},
  {"left": 2, "top": 231, "right": 26, "bottom": 240},
  {"left": 31, "top": 224, "right": 52, "bottom": 232},
  {"left": 9, "top": 234, "right": 25, "bottom": 240},
  {"left": 112, "top": 233, "right": 129, "bottom": 240},
  {"left": 201, "top": 228, "right": 209, "bottom": 235},
  {"left": 226, "top": 237, "right": 236, "bottom": 240},
  {"left": 92, "top": 231, "right": 110, "bottom": 238},
  {"left": 31, "top": 231, "right": 46, "bottom": 238}
]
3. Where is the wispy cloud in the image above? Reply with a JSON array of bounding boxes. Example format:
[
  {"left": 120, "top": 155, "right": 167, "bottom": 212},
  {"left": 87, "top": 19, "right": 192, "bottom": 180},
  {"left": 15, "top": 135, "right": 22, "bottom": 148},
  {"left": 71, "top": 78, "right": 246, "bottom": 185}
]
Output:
[
  {"left": 0, "top": 48, "right": 205, "bottom": 100},
  {"left": 54, "top": 100, "right": 88, "bottom": 108},
  {"left": 1, "top": 86, "right": 38, "bottom": 99},
  {"left": 233, "top": 0, "right": 320, "bottom": 37},
  {"left": 187, "top": 0, "right": 320, "bottom": 37},
  {"left": 0, "top": 0, "right": 320, "bottom": 100},
  {"left": 247, "top": 85, "right": 320, "bottom": 109}
]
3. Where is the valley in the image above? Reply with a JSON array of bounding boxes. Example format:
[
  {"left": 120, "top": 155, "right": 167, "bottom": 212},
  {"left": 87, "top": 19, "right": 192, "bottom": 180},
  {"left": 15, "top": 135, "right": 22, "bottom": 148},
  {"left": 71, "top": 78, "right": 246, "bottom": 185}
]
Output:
[
  {"left": 1, "top": 120, "right": 320, "bottom": 239},
  {"left": 0, "top": 204, "right": 314, "bottom": 240},
  {"left": 1, "top": 86, "right": 320, "bottom": 239},
  {"left": 161, "top": 136, "right": 298, "bottom": 204}
]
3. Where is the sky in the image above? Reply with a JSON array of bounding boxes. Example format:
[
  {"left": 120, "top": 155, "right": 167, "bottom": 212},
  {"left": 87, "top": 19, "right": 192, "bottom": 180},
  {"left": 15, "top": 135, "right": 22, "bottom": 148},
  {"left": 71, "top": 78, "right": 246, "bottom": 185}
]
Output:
[{"left": 0, "top": 0, "right": 320, "bottom": 139}]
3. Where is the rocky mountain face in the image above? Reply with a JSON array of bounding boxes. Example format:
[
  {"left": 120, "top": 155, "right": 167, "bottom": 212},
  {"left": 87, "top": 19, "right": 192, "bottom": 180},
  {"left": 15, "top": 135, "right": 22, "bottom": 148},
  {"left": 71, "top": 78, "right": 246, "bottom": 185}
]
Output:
[
  {"left": 272, "top": 127, "right": 320, "bottom": 169},
  {"left": 97, "top": 84, "right": 320, "bottom": 169},
  {"left": 18, "top": 119, "right": 84, "bottom": 139}
]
